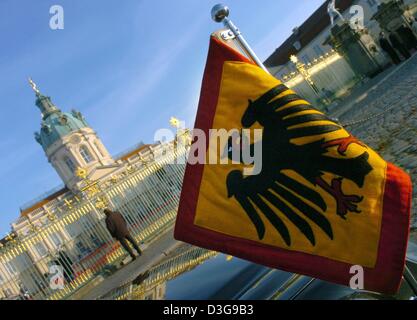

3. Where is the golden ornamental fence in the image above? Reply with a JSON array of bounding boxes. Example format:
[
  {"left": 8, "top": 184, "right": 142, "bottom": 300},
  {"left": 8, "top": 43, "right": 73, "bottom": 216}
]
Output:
[
  {"left": 281, "top": 50, "right": 358, "bottom": 107},
  {"left": 0, "top": 142, "right": 188, "bottom": 300},
  {"left": 99, "top": 245, "right": 217, "bottom": 300}
]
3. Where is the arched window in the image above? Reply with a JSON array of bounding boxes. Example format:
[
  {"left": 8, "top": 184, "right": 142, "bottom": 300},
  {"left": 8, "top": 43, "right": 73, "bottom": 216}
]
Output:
[
  {"left": 80, "top": 146, "right": 93, "bottom": 164},
  {"left": 64, "top": 156, "right": 76, "bottom": 173}
]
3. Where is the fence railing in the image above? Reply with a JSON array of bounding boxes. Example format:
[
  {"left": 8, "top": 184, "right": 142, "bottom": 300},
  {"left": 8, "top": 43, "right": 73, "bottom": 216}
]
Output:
[
  {"left": 281, "top": 51, "right": 359, "bottom": 107},
  {"left": 0, "top": 142, "right": 188, "bottom": 300},
  {"left": 99, "top": 245, "right": 217, "bottom": 300}
]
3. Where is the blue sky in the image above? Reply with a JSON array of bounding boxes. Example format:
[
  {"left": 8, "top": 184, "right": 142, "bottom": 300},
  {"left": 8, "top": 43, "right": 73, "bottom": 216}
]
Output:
[{"left": 0, "top": 0, "right": 324, "bottom": 236}]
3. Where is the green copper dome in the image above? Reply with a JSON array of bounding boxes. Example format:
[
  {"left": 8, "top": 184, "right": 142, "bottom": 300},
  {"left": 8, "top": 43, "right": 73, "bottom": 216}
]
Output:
[
  {"left": 29, "top": 79, "right": 90, "bottom": 151},
  {"left": 33, "top": 94, "right": 89, "bottom": 151}
]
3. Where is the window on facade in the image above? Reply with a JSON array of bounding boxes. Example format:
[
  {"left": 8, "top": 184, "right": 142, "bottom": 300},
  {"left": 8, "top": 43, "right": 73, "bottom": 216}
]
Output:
[
  {"left": 313, "top": 45, "right": 324, "bottom": 57},
  {"left": 66, "top": 224, "right": 78, "bottom": 238},
  {"left": 35, "top": 242, "right": 48, "bottom": 258},
  {"left": 76, "top": 241, "right": 90, "bottom": 256},
  {"left": 31, "top": 272, "right": 46, "bottom": 290},
  {"left": 80, "top": 146, "right": 93, "bottom": 164},
  {"left": 64, "top": 156, "right": 76, "bottom": 173},
  {"left": 5, "top": 262, "right": 17, "bottom": 275},
  {"left": 50, "top": 233, "right": 62, "bottom": 247},
  {"left": 301, "top": 54, "right": 310, "bottom": 64},
  {"left": 90, "top": 234, "right": 102, "bottom": 248}
]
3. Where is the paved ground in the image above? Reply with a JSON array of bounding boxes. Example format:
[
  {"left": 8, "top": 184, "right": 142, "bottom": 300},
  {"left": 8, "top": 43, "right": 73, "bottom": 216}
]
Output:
[
  {"left": 329, "top": 53, "right": 417, "bottom": 230},
  {"left": 79, "top": 226, "right": 182, "bottom": 300}
]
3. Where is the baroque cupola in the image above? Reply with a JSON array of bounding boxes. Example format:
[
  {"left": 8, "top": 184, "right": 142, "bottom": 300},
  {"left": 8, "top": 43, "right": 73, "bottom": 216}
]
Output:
[{"left": 30, "top": 78, "right": 114, "bottom": 191}]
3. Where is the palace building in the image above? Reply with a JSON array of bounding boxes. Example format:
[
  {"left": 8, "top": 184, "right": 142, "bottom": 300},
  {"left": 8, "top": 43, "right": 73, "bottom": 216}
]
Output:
[
  {"left": 0, "top": 81, "right": 188, "bottom": 300},
  {"left": 265, "top": 0, "right": 417, "bottom": 107}
]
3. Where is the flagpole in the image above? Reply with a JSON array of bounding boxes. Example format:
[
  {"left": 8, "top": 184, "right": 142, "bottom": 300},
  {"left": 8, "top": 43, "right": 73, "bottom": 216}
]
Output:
[{"left": 211, "top": 4, "right": 270, "bottom": 74}]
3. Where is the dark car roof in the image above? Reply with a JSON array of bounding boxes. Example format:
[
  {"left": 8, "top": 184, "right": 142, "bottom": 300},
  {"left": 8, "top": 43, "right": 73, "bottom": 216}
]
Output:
[{"left": 165, "top": 253, "right": 417, "bottom": 300}]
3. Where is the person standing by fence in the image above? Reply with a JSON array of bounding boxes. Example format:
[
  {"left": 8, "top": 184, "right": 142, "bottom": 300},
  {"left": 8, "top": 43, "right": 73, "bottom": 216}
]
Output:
[
  {"left": 389, "top": 32, "right": 411, "bottom": 60},
  {"left": 379, "top": 32, "right": 401, "bottom": 65},
  {"left": 103, "top": 208, "right": 142, "bottom": 261}
]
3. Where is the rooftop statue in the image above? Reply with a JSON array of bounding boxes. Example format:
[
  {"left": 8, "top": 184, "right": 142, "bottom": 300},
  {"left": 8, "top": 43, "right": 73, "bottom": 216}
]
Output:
[
  {"left": 28, "top": 77, "right": 40, "bottom": 95},
  {"left": 327, "top": 0, "right": 345, "bottom": 26}
]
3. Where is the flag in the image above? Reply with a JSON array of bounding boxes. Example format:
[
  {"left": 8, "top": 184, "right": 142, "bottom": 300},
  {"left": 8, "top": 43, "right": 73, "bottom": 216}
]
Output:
[{"left": 174, "top": 35, "right": 412, "bottom": 294}]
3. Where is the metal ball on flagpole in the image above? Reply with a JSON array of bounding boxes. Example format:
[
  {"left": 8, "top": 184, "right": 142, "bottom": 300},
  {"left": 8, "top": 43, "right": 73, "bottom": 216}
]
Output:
[{"left": 211, "top": 4, "right": 270, "bottom": 73}]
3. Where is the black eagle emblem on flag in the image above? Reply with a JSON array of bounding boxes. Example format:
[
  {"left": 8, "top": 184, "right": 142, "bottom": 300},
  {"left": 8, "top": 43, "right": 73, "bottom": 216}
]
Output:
[{"left": 225, "top": 84, "right": 373, "bottom": 246}]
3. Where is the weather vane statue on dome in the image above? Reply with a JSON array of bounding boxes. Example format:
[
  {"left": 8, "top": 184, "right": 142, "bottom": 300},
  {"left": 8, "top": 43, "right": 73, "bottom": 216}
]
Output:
[
  {"left": 327, "top": 0, "right": 345, "bottom": 26},
  {"left": 28, "top": 77, "right": 41, "bottom": 95}
]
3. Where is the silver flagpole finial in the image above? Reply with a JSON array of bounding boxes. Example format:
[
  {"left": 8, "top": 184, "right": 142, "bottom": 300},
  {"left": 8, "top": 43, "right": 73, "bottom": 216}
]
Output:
[
  {"left": 210, "top": 4, "right": 269, "bottom": 73},
  {"left": 211, "top": 4, "right": 229, "bottom": 22}
]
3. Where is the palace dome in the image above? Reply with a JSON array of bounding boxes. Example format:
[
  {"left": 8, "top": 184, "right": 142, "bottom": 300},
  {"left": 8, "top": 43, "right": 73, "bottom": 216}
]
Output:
[
  {"left": 35, "top": 108, "right": 89, "bottom": 151},
  {"left": 29, "top": 79, "right": 90, "bottom": 151}
]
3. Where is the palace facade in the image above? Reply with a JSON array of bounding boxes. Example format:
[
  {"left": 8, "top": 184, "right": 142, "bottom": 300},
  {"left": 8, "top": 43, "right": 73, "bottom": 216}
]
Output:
[{"left": 0, "top": 81, "right": 188, "bottom": 300}]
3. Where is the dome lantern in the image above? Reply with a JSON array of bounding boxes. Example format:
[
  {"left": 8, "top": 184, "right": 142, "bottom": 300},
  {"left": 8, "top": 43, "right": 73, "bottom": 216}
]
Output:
[{"left": 29, "top": 78, "right": 60, "bottom": 119}]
